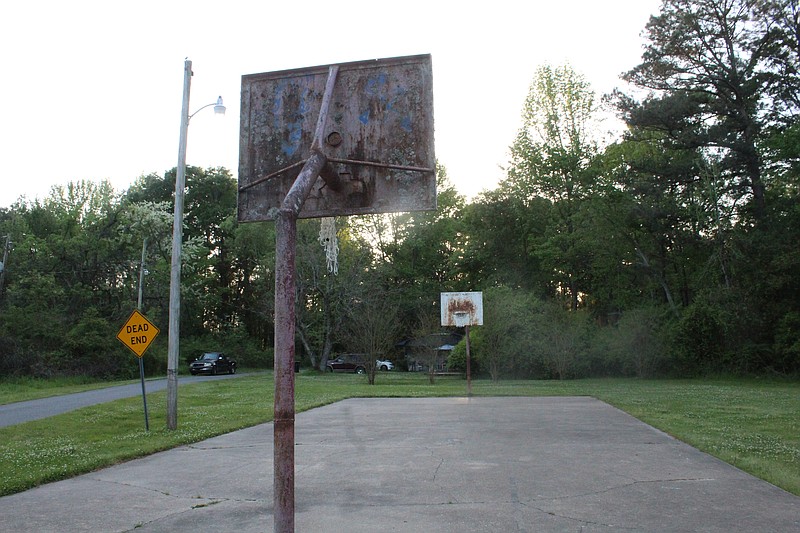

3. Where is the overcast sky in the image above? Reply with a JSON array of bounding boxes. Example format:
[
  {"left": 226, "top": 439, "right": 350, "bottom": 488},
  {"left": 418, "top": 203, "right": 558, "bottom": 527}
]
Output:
[{"left": 0, "top": 0, "right": 661, "bottom": 208}]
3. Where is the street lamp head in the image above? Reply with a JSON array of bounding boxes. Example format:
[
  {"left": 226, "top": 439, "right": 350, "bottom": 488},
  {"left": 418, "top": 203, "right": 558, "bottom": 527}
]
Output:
[{"left": 214, "top": 96, "right": 226, "bottom": 115}]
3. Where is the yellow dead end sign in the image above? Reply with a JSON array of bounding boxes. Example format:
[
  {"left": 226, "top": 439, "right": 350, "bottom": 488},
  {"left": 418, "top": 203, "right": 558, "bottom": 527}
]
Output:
[{"left": 117, "top": 309, "right": 160, "bottom": 358}]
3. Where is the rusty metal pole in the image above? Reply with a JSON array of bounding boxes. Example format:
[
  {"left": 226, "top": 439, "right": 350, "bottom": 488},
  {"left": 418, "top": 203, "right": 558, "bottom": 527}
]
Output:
[
  {"left": 273, "top": 151, "right": 328, "bottom": 533},
  {"left": 465, "top": 324, "right": 472, "bottom": 397},
  {"left": 273, "top": 208, "right": 297, "bottom": 533},
  {"left": 273, "top": 66, "right": 338, "bottom": 533}
]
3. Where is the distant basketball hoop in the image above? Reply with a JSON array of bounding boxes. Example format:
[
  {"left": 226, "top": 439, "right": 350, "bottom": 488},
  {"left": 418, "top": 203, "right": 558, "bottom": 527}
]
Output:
[
  {"left": 441, "top": 292, "right": 484, "bottom": 327},
  {"left": 440, "top": 292, "right": 483, "bottom": 399},
  {"left": 452, "top": 311, "right": 470, "bottom": 328}
]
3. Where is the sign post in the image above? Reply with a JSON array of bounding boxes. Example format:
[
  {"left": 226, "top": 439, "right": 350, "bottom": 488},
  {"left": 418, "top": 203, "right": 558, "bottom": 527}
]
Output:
[{"left": 116, "top": 309, "right": 160, "bottom": 431}]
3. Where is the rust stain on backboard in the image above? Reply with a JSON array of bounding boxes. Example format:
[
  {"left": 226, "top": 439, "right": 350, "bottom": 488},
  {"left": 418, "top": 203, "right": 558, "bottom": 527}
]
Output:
[
  {"left": 440, "top": 292, "right": 484, "bottom": 327},
  {"left": 448, "top": 297, "right": 476, "bottom": 316}
]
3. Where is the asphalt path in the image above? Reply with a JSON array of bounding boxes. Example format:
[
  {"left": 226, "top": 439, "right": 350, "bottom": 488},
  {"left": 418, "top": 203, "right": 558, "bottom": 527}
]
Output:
[{"left": 0, "top": 373, "right": 249, "bottom": 428}]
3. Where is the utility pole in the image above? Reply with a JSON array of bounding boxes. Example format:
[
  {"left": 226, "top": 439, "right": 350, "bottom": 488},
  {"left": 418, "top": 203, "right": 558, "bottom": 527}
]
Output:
[
  {"left": 167, "top": 59, "right": 192, "bottom": 431},
  {"left": 166, "top": 60, "right": 226, "bottom": 430}
]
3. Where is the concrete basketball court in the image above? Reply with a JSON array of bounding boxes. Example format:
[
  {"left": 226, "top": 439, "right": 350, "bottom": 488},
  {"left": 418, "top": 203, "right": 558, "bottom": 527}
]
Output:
[{"left": 1, "top": 396, "right": 798, "bottom": 532}]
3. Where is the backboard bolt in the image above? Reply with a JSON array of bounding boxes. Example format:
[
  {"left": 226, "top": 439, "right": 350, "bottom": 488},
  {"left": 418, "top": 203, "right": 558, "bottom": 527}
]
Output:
[{"left": 326, "top": 131, "right": 343, "bottom": 147}]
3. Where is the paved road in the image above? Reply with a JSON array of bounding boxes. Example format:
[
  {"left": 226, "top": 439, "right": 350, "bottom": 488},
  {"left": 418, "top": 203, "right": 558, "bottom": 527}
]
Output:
[
  {"left": 1, "top": 397, "right": 798, "bottom": 532},
  {"left": 0, "top": 373, "right": 248, "bottom": 428}
]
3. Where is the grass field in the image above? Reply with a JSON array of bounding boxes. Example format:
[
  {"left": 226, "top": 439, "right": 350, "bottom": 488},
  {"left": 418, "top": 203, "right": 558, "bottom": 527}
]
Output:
[{"left": 0, "top": 372, "right": 798, "bottom": 498}]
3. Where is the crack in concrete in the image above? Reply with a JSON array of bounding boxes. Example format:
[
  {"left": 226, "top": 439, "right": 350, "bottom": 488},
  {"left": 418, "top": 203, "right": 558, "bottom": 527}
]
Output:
[
  {"left": 95, "top": 476, "right": 271, "bottom": 533},
  {"left": 517, "top": 477, "right": 718, "bottom": 531},
  {"left": 535, "top": 476, "right": 716, "bottom": 503},
  {"left": 431, "top": 457, "right": 445, "bottom": 482},
  {"left": 117, "top": 502, "right": 234, "bottom": 533},
  {"left": 88, "top": 476, "right": 264, "bottom": 505},
  {"left": 531, "top": 504, "right": 643, "bottom": 532},
  {"left": 185, "top": 442, "right": 266, "bottom": 451},
  {"left": 87, "top": 476, "right": 191, "bottom": 500}
]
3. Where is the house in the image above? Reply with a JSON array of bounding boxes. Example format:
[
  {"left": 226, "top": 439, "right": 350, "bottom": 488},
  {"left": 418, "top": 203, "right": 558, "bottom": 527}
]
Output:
[{"left": 396, "top": 332, "right": 463, "bottom": 372}]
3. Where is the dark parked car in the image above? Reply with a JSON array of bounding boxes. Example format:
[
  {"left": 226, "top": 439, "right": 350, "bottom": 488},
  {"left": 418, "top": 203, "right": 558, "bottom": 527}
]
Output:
[
  {"left": 189, "top": 352, "right": 237, "bottom": 375},
  {"left": 326, "top": 354, "right": 366, "bottom": 374}
]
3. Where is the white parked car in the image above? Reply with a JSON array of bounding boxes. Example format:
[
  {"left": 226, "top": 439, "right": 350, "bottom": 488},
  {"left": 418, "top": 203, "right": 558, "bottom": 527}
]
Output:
[{"left": 376, "top": 359, "right": 394, "bottom": 371}]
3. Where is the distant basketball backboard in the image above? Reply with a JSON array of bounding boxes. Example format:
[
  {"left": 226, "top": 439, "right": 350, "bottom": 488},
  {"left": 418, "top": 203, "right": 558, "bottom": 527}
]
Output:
[
  {"left": 441, "top": 292, "right": 484, "bottom": 327},
  {"left": 238, "top": 54, "right": 436, "bottom": 222}
]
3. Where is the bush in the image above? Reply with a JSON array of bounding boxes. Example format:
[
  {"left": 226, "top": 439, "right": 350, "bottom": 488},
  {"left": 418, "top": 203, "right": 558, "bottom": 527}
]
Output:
[
  {"left": 533, "top": 304, "right": 592, "bottom": 380},
  {"left": 672, "top": 291, "right": 745, "bottom": 375},
  {"left": 773, "top": 311, "right": 800, "bottom": 374},
  {"left": 0, "top": 336, "right": 29, "bottom": 375},
  {"left": 610, "top": 306, "right": 669, "bottom": 378},
  {"left": 141, "top": 341, "right": 167, "bottom": 377},
  {"left": 64, "top": 308, "right": 134, "bottom": 378},
  {"left": 447, "top": 333, "right": 482, "bottom": 375}
]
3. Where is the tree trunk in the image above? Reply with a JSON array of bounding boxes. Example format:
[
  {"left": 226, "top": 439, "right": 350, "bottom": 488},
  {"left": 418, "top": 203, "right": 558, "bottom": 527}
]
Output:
[{"left": 296, "top": 325, "right": 317, "bottom": 370}]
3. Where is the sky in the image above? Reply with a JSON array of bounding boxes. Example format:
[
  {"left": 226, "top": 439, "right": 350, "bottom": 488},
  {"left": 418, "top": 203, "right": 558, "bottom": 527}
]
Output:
[{"left": 0, "top": 0, "right": 661, "bottom": 208}]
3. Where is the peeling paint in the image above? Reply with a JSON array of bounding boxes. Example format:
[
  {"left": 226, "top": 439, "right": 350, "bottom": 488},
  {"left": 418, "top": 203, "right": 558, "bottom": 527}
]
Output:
[{"left": 238, "top": 54, "right": 436, "bottom": 222}]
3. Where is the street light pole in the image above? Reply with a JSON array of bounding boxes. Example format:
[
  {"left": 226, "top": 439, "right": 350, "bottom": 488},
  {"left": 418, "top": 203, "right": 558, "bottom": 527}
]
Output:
[
  {"left": 166, "top": 59, "right": 225, "bottom": 430},
  {"left": 166, "top": 58, "right": 192, "bottom": 431}
]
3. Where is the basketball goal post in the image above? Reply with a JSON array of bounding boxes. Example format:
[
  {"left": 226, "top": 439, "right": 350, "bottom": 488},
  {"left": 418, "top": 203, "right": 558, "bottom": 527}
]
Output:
[
  {"left": 238, "top": 55, "right": 435, "bottom": 533},
  {"left": 441, "top": 292, "right": 484, "bottom": 397}
]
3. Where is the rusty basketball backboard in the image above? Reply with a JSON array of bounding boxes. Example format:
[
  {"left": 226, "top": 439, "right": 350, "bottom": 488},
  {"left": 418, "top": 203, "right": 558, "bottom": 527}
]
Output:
[
  {"left": 238, "top": 54, "right": 436, "bottom": 222},
  {"left": 441, "top": 292, "right": 484, "bottom": 327}
]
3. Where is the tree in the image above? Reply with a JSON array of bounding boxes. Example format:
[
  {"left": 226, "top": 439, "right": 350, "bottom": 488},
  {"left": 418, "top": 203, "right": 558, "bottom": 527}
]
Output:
[
  {"left": 358, "top": 166, "right": 469, "bottom": 312},
  {"left": 758, "top": 0, "right": 800, "bottom": 123},
  {"left": 121, "top": 167, "right": 240, "bottom": 336},
  {"left": 181, "top": 167, "right": 239, "bottom": 334},
  {"left": 343, "top": 291, "right": 402, "bottom": 385},
  {"left": 616, "top": 0, "right": 800, "bottom": 221},
  {"left": 0, "top": 180, "right": 142, "bottom": 377},
  {"left": 474, "top": 286, "right": 536, "bottom": 381},
  {"left": 118, "top": 200, "right": 174, "bottom": 318},
  {"left": 295, "top": 218, "right": 375, "bottom": 371},
  {"left": 507, "top": 64, "right": 602, "bottom": 310},
  {"left": 228, "top": 220, "right": 276, "bottom": 350},
  {"left": 461, "top": 189, "right": 550, "bottom": 295},
  {"left": 611, "top": 1, "right": 800, "bottom": 373},
  {"left": 408, "top": 305, "right": 446, "bottom": 384},
  {"left": 533, "top": 302, "right": 592, "bottom": 380}
]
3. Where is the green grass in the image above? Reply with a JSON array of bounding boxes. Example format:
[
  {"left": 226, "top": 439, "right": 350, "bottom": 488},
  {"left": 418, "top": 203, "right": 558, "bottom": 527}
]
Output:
[{"left": 0, "top": 373, "right": 798, "bottom": 498}]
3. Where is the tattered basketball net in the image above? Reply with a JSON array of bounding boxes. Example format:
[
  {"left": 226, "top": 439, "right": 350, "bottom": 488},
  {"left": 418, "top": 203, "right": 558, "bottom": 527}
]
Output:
[
  {"left": 453, "top": 311, "right": 470, "bottom": 328},
  {"left": 318, "top": 217, "right": 339, "bottom": 275}
]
